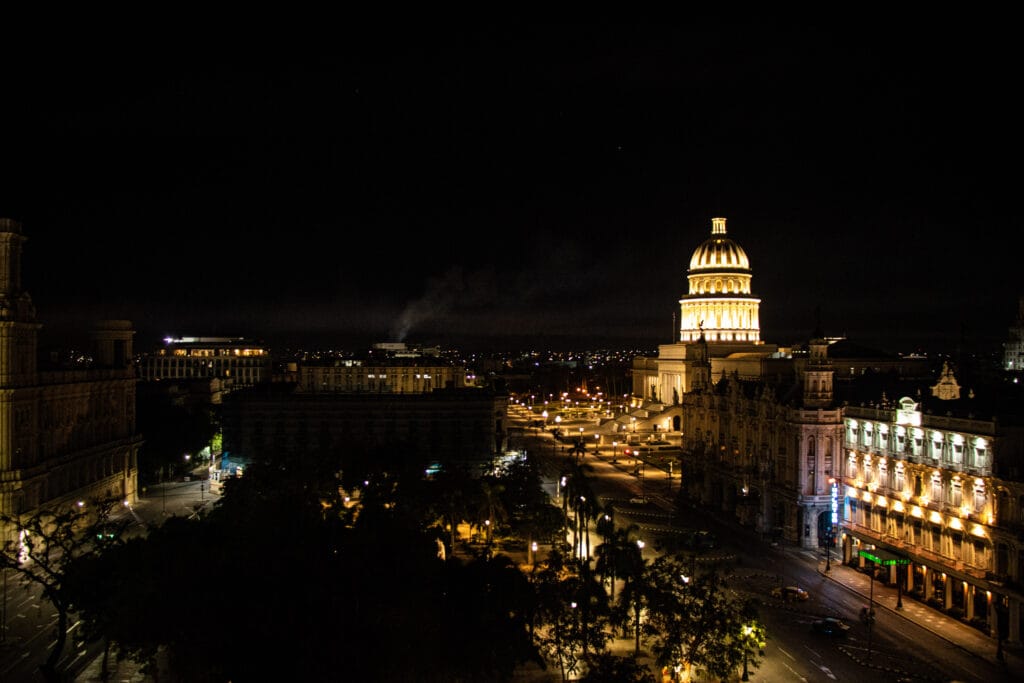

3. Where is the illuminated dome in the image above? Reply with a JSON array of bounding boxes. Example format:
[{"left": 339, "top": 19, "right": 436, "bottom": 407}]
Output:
[
  {"left": 678, "top": 217, "right": 761, "bottom": 343},
  {"left": 688, "top": 217, "right": 751, "bottom": 271}
]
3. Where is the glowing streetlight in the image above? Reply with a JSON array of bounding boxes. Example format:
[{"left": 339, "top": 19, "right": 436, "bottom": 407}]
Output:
[
  {"left": 612, "top": 441, "right": 618, "bottom": 462},
  {"left": 741, "top": 624, "right": 754, "bottom": 680}
]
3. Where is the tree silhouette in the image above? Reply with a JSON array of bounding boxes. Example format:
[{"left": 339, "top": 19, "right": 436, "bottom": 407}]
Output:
[{"left": 0, "top": 497, "right": 129, "bottom": 682}]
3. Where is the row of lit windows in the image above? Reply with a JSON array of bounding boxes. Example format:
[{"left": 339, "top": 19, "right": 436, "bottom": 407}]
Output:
[
  {"left": 845, "top": 420, "right": 988, "bottom": 469},
  {"left": 849, "top": 499, "right": 989, "bottom": 568},
  {"left": 847, "top": 452, "right": 989, "bottom": 513}
]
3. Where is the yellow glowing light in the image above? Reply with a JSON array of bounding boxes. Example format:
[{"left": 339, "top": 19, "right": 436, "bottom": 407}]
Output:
[
  {"left": 948, "top": 517, "right": 962, "bottom": 531},
  {"left": 960, "top": 506, "right": 971, "bottom": 518},
  {"left": 971, "top": 524, "right": 986, "bottom": 538},
  {"left": 929, "top": 511, "right": 943, "bottom": 524},
  {"left": 862, "top": 491, "right": 872, "bottom": 503},
  {"left": 892, "top": 501, "right": 904, "bottom": 513},
  {"left": 911, "top": 506, "right": 923, "bottom": 518},
  {"left": 901, "top": 490, "right": 911, "bottom": 501},
  {"left": 876, "top": 497, "right": 887, "bottom": 508},
  {"left": 987, "top": 513, "right": 995, "bottom": 525}
]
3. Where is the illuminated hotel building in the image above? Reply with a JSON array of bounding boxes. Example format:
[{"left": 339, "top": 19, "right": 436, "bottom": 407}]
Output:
[
  {"left": 0, "top": 218, "right": 141, "bottom": 534},
  {"left": 840, "top": 368, "right": 1024, "bottom": 643}
]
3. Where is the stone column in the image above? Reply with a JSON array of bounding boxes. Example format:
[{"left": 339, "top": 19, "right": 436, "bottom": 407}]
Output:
[
  {"left": 966, "top": 584, "right": 975, "bottom": 620},
  {"left": 924, "top": 567, "right": 933, "bottom": 600},
  {"left": 906, "top": 563, "right": 914, "bottom": 593},
  {"left": 944, "top": 575, "right": 953, "bottom": 610}
]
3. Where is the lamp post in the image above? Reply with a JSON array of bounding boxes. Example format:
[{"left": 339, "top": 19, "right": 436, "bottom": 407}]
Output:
[
  {"left": 640, "top": 460, "right": 646, "bottom": 502},
  {"left": 867, "top": 562, "right": 875, "bottom": 661},
  {"left": 741, "top": 624, "right": 753, "bottom": 681},
  {"left": 612, "top": 441, "right": 618, "bottom": 463},
  {"left": 594, "top": 433, "right": 600, "bottom": 455}
]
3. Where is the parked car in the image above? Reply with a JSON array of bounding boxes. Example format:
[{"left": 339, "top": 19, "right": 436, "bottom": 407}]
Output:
[
  {"left": 811, "top": 617, "right": 850, "bottom": 637},
  {"left": 771, "top": 585, "right": 809, "bottom": 601}
]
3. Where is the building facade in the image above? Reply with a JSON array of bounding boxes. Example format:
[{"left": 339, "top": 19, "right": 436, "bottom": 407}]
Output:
[
  {"left": 136, "top": 336, "right": 272, "bottom": 388},
  {"left": 840, "top": 382, "right": 1024, "bottom": 644},
  {"left": 678, "top": 337, "right": 843, "bottom": 549},
  {"left": 295, "top": 358, "right": 468, "bottom": 394},
  {"left": 0, "top": 218, "right": 141, "bottom": 535},
  {"left": 221, "top": 384, "right": 508, "bottom": 471},
  {"left": 1004, "top": 296, "right": 1024, "bottom": 373}
]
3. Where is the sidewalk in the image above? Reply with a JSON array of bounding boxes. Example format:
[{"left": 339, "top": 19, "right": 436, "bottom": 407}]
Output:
[{"left": 813, "top": 554, "right": 1024, "bottom": 674}]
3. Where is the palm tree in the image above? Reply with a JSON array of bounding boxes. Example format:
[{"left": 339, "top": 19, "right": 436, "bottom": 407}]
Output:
[
  {"left": 613, "top": 534, "right": 649, "bottom": 655},
  {"left": 595, "top": 522, "right": 640, "bottom": 602},
  {"left": 473, "top": 476, "right": 508, "bottom": 556},
  {"left": 430, "top": 463, "right": 474, "bottom": 557},
  {"left": 563, "top": 462, "right": 598, "bottom": 562}
]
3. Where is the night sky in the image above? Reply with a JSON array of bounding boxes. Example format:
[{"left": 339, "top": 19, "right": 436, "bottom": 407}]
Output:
[{"left": 1, "top": 22, "right": 1020, "bottom": 353}]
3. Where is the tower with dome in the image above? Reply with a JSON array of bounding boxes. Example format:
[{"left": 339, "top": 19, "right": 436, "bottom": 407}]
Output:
[
  {"left": 680, "top": 216, "right": 761, "bottom": 343},
  {"left": 632, "top": 217, "right": 779, "bottom": 405}
]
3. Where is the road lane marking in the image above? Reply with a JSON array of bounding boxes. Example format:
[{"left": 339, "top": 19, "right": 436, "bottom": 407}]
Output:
[
  {"left": 777, "top": 646, "right": 795, "bottom": 661},
  {"left": 818, "top": 664, "right": 837, "bottom": 680},
  {"left": 782, "top": 661, "right": 808, "bottom": 682}
]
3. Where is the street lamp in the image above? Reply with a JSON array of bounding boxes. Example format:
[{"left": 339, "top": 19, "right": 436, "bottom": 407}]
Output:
[
  {"left": 641, "top": 460, "right": 646, "bottom": 501},
  {"left": 594, "top": 433, "right": 600, "bottom": 455},
  {"left": 612, "top": 441, "right": 618, "bottom": 463},
  {"left": 741, "top": 624, "right": 753, "bottom": 681}
]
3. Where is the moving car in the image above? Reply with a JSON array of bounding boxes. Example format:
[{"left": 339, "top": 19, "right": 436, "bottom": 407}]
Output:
[
  {"left": 771, "top": 585, "right": 809, "bottom": 601},
  {"left": 811, "top": 617, "right": 850, "bottom": 637}
]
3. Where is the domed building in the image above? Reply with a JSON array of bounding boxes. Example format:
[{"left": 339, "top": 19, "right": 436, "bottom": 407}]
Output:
[
  {"left": 680, "top": 216, "right": 761, "bottom": 343},
  {"left": 632, "top": 217, "right": 780, "bottom": 407}
]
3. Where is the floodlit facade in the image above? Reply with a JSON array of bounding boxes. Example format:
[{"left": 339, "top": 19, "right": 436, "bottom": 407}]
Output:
[
  {"left": 841, "top": 379, "right": 1024, "bottom": 643},
  {"left": 679, "top": 337, "right": 843, "bottom": 549},
  {"left": 0, "top": 218, "right": 141, "bottom": 534}
]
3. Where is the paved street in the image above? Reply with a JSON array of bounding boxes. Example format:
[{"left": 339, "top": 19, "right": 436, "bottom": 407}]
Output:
[{"left": 0, "top": 474, "right": 218, "bottom": 683}]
